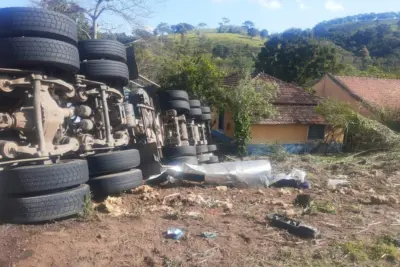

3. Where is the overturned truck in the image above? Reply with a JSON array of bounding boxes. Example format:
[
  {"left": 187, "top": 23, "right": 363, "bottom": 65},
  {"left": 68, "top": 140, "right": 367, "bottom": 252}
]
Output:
[{"left": 0, "top": 7, "right": 218, "bottom": 223}]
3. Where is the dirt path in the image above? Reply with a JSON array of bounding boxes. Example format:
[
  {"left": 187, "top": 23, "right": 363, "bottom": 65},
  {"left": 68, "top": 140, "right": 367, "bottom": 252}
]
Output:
[{"left": 1, "top": 154, "right": 400, "bottom": 267}]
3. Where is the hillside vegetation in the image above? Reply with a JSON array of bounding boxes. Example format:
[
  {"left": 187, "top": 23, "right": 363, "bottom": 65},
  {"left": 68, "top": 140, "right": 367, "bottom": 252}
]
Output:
[
  {"left": 133, "top": 12, "right": 400, "bottom": 85},
  {"left": 168, "top": 30, "right": 264, "bottom": 48}
]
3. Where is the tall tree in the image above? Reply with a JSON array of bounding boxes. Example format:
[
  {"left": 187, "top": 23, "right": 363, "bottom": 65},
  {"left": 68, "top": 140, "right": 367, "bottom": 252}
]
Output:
[
  {"left": 198, "top": 22, "right": 207, "bottom": 29},
  {"left": 154, "top": 22, "right": 171, "bottom": 36},
  {"left": 158, "top": 55, "right": 225, "bottom": 106},
  {"left": 256, "top": 37, "right": 342, "bottom": 85},
  {"left": 33, "top": 0, "right": 90, "bottom": 40},
  {"left": 260, "top": 29, "right": 269, "bottom": 39},
  {"left": 247, "top": 28, "right": 260, "bottom": 39},
  {"left": 222, "top": 17, "right": 230, "bottom": 25},
  {"left": 226, "top": 74, "right": 277, "bottom": 156},
  {"left": 242, "top": 20, "right": 255, "bottom": 30},
  {"left": 171, "top": 23, "right": 194, "bottom": 42},
  {"left": 34, "top": 0, "right": 162, "bottom": 39}
]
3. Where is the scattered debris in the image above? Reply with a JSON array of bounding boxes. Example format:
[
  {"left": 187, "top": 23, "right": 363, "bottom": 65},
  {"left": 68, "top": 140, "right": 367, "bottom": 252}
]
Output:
[
  {"left": 162, "top": 192, "right": 233, "bottom": 211},
  {"left": 185, "top": 211, "right": 203, "bottom": 220},
  {"left": 328, "top": 179, "right": 349, "bottom": 189},
  {"left": 164, "top": 210, "right": 180, "bottom": 220},
  {"left": 94, "top": 197, "right": 129, "bottom": 217},
  {"left": 284, "top": 208, "right": 296, "bottom": 217},
  {"left": 131, "top": 185, "right": 159, "bottom": 200},
  {"left": 278, "top": 188, "right": 292, "bottom": 196},
  {"left": 294, "top": 194, "right": 313, "bottom": 208},
  {"left": 370, "top": 195, "right": 398, "bottom": 205},
  {"left": 201, "top": 232, "right": 217, "bottom": 239},
  {"left": 368, "top": 188, "right": 376, "bottom": 194},
  {"left": 257, "top": 189, "right": 266, "bottom": 196},
  {"left": 267, "top": 213, "right": 320, "bottom": 239},
  {"left": 340, "top": 188, "right": 359, "bottom": 196},
  {"left": 270, "top": 169, "right": 311, "bottom": 189},
  {"left": 238, "top": 233, "right": 251, "bottom": 243},
  {"left": 164, "top": 228, "right": 184, "bottom": 240},
  {"left": 96, "top": 233, "right": 105, "bottom": 239},
  {"left": 132, "top": 185, "right": 154, "bottom": 194},
  {"left": 269, "top": 199, "right": 290, "bottom": 208},
  {"left": 216, "top": 186, "right": 228, "bottom": 192}
]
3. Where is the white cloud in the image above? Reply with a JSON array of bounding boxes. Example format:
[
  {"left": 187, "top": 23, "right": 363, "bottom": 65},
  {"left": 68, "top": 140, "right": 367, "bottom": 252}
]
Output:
[
  {"left": 296, "top": 0, "right": 309, "bottom": 10},
  {"left": 325, "top": 0, "right": 344, "bottom": 12},
  {"left": 252, "top": 0, "right": 282, "bottom": 9}
]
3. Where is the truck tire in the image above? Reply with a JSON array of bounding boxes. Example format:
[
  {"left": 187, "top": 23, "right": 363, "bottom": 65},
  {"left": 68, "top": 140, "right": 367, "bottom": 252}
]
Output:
[
  {"left": 198, "top": 154, "right": 210, "bottom": 163},
  {"left": 201, "top": 106, "right": 211, "bottom": 114},
  {"left": 0, "top": 37, "right": 80, "bottom": 73},
  {"left": 4, "top": 184, "right": 89, "bottom": 224},
  {"left": 167, "top": 156, "right": 198, "bottom": 165},
  {"left": 80, "top": 60, "right": 129, "bottom": 86},
  {"left": 163, "top": 100, "right": 190, "bottom": 114},
  {"left": 162, "top": 146, "right": 196, "bottom": 159},
  {"left": 189, "top": 99, "right": 201, "bottom": 108},
  {"left": 87, "top": 149, "right": 141, "bottom": 176},
  {"left": 159, "top": 90, "right": 189, "bottom": 101},
  {"left": 0, "top": 7, "right": 78, "bottom": 45},
  {"left": 200, "top": 114, "right": 212, "bottom": 121},
  {"left": 208, "top": 144, "right": 217, "bottom": 152},
  {"left": 89, "top": 169, "right": 143, "bottom": 196},
  {"left": 196, "top": 145, "right": 208, "bottom": 154},
  {"left": 78, "top": 39, "right": 127, "bottom": 62},
  {"left": 188, "top": 108, "right": 202, "bottom": 117},
  {"left": 208, "top": 155, "right": 219, "bottom": 163},
  {"left": 3, "top": 160, "right": 89, "bottom": 194}
]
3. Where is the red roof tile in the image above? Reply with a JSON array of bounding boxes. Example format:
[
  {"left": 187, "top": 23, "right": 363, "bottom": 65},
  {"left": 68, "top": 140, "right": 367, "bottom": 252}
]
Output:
[
  {"left": 255, "top": 74, "right": 320, "bottom": 105},
  {"left": 223, "top": 73, "right": 319, "bottom": 105},
  {"left": 333, "top": 75, "right": 400, "bottom": 110},
  {"left": 258, "top": 105, "right": 325, "bottom": 125}
]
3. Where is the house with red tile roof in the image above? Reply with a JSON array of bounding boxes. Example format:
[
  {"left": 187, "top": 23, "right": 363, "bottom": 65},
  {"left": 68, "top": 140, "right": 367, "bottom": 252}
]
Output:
[
  {"left": 212, "top": 73, "right": 341, "bottom": 154},
  {"left": 313, "top": 74, "right": 400, "bottom": 127}
]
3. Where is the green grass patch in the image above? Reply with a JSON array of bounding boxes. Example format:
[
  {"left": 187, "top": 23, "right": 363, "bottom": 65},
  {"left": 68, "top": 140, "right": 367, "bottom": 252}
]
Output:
[
  {"left": 340, "top": 239, "right": 399, "bottom": 263},
  {"left": 80, "top": 192, "right": 94, "bottom": 219},
  {"left": 308, "top": 201, "right": 337, "bottom": 215}
]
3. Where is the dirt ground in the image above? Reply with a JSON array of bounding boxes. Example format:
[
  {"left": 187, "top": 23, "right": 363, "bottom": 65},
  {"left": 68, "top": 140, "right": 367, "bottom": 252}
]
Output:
[{"left": 1, "top": 153, "right": 400, "bottom": 267}]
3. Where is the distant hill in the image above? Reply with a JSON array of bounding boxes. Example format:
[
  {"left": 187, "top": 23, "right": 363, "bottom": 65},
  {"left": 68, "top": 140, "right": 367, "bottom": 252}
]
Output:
[
  {"left": 167, "top": 29, "right": 265, "bottom": 56},
  {"left": 312, "top": 13, "right": 400, "bottom": 69}
]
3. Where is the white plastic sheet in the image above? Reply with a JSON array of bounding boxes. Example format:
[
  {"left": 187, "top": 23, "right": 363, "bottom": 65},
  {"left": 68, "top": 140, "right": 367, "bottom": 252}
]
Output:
[
  {"left": 147, "top": 160, "right": 309, "bottom": 189},
  {"left": 180, "top": 160, "right": 272, "bottom": 188}
]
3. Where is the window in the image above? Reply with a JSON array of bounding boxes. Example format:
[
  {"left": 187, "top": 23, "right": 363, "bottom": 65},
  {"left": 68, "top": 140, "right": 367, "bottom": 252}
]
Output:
[{"left": 308, "top": 125, "right": 325, "bottom": 140}]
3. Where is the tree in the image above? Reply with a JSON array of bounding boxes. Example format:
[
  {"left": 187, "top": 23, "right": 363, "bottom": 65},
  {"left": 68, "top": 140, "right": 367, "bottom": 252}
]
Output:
[
  {"left": 154, "top": 22, "right": 171, "bottom": 36},
  {"left": 171, "top": 23, "right": 194, "bottom": 42},
  {"left": 198, "top": 22, "right": 207, "bottom": 29},
  {"left": 226, "top": 74, "right": 277, "bottom": 156},
  {"left": 212, "top": 44, "right": 230, "bottom": 58},
  {"left": 260, "top": 29, "right": 269, "bottom": 39},
  {"left": 256, "top": 37, "right": 342, "bottom": 85},
  {"left": 158, "top": 56, "right": 277, "bottom": 156},
  {"left": 281, "top": 28, "right": 303, "bottom": 40},
  {"left": 242, "top": 20, "right": 255, "bottom": 30},
  {"left": 33, "top": 0, "right": 90, "bottom": 40},
  {"left": 247, "top": 28, "right": 260, "bottom": 39},
  {"left": 222, "top": 17, "right": 230, "bottom": 25},
  {"left": 101, "top": 32, "right": 136, "bottom": 44},
  {"left": 34, "top": 0, "right": 162, "bottom": 39},
  {"left": 157, "top": 55, "right": 225, "bottom": 106},
  {"left": 134, "top": 29, "right": 153, "bottom": 40}
]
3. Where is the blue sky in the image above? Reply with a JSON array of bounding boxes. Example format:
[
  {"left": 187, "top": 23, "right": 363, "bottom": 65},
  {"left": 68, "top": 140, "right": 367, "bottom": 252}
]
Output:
[{"left": 2, "top": 0, "right": 400, "bottom": 34}]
